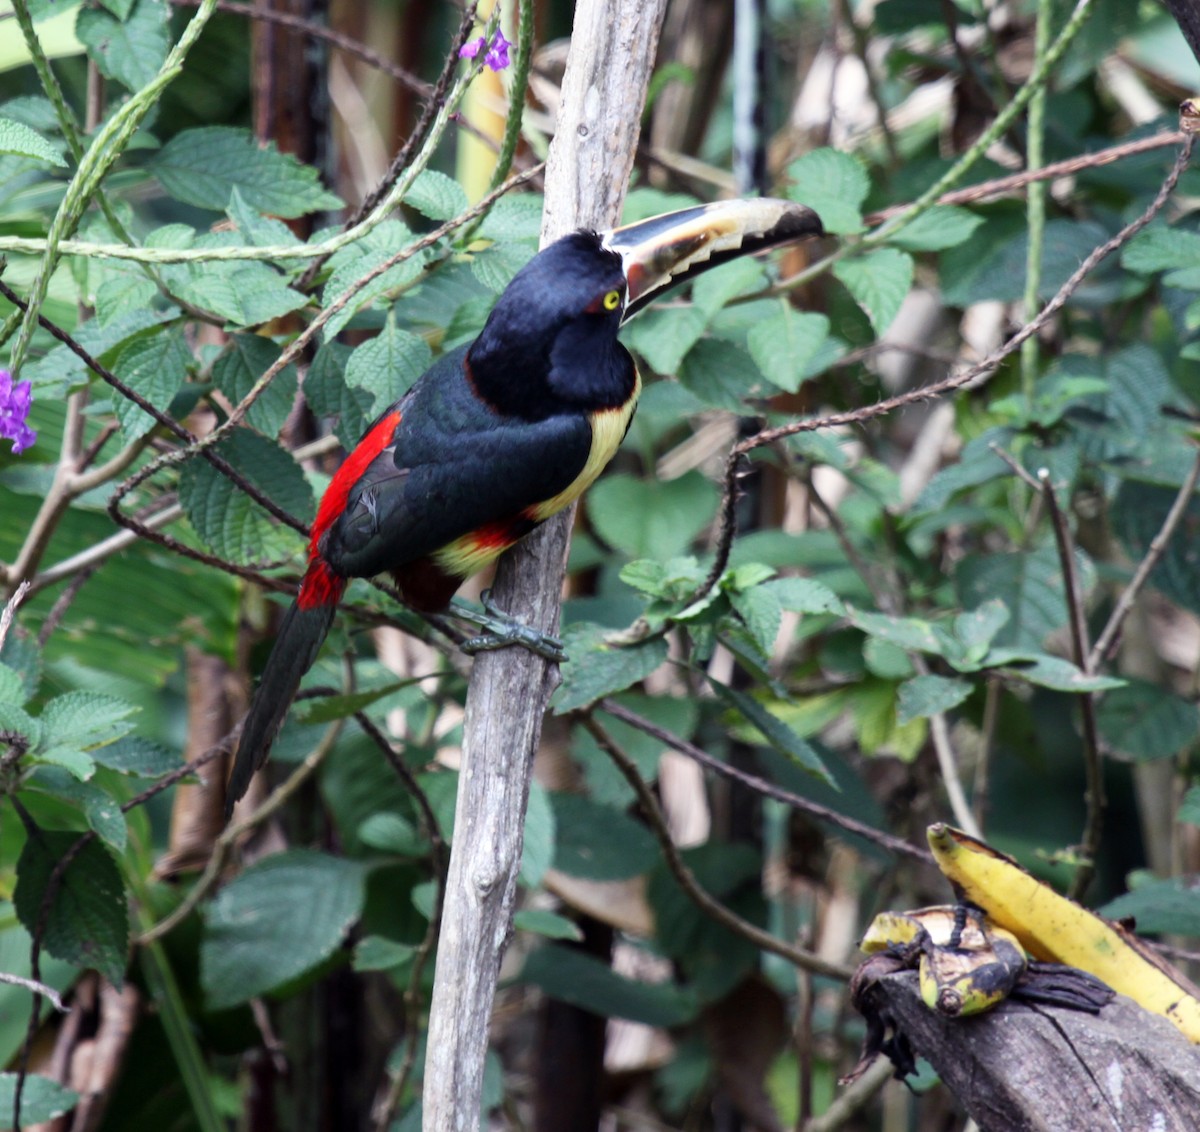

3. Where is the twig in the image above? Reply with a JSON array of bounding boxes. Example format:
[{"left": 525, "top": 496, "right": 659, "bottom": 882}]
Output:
[
  {"left": 699, "top": 131, "right": 1196, "bottom": 602},
  {"left": 598, "top": 699, "right": 932, "bottom": 864},
  {"left": 802, "top": 1056, "right": 893, "bottom": 1132},
  {"left": 1089, "top": 447, "right": 1200, "bottom": 668},
  {"left": 582, "top": 715, "right": 854, "bottom": 981},
  {"left": 0, "top": 971, "right": 66, "bottom": 1012},
  {"left": 0, "top": 580, "right": 29, "bottom": 652}
]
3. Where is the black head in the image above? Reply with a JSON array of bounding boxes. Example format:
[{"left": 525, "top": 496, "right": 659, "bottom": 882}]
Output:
[
  {"left": 466, "top": 199, "right": 826, "bottom": 419},
  {"left": 467, "top": 231, "right": 632, "bottom": 419}
]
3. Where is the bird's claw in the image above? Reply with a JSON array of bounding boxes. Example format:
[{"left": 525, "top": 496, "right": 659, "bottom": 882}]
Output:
[{"left": 451, "top": 591, "right": 567, "bottom": 663}]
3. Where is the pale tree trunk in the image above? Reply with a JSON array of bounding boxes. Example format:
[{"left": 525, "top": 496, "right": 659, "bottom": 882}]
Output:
[{"left": 421, "top": 1, "right": 669, "bottom": 1127}]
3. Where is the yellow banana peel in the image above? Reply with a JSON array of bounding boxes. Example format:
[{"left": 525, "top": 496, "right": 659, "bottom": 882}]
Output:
[
  {"left": 927, "top": 823, "right": 1200, "bottom": 1043},
  {"left": 861, "top": 904, "right": 1026, "bottom": 1017}
]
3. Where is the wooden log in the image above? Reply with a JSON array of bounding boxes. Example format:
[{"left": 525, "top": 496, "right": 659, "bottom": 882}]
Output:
[{"left": 860, "top": 972, "right": 1200, "bottom": 1132}]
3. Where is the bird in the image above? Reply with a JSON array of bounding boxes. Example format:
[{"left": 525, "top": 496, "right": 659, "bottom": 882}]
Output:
[{"left": 225, "top": 197, "right": 824, "bottom": 816}]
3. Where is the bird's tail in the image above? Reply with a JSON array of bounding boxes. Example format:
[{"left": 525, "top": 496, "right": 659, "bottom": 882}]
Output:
[{"left": 225, "top": 559, "right": 346, "bottom": 817}]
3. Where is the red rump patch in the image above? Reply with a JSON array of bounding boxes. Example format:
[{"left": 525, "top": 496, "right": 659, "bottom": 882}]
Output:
[
  {"left": 470, "top": 520, "right": 518, "bottom": 550},
  {"left": 310, "top": 409, "right": 403, "bottom": 553},
  {"left": 298, "top": 557, "right": 347, "bottom": 611}
]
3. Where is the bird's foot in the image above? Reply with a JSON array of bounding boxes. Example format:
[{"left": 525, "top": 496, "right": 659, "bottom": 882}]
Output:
[{"left": 450, "top": 591, "right": 567, "bottom": 663}]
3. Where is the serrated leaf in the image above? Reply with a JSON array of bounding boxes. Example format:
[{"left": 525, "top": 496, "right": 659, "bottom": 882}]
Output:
[
  {"left": 521, "top": 944, "right": 697, "bottom": 1026},
  {"left": 470, "top": 242, "right": 536, "bottom": 293},
  {"left": 1097, "top": 679, "right": 1200, "bottom": 762},
  {"left": 896, "top": 675, "right": 971, "bottom": 723},
  {"left": 0, "top": 1074, "right": 79, "bottom": 1126},
  {"left": 786, "top": 148, "right": 869, "bottom": 234},
  {"left": 833, "top": 248, "right": 913, "bottom": 335},
  {"left": 0, "top": 116, "right": 66, "bottom": 166},
  {"left": 304, "top": 343, "right": 373, "bottom": 449},
  {"left": 175, "top": 260, "right": 309, "bottom": 327},
  {"left": 39, "top": 692, "right": 138, "bottom": 756},
  {"left": 729, "top": 586, "right": 781, "bottom": 655},
  {"left": 27, "top": 768, "right": 127, "bottom": 851},
  {"left": 888, "top": 205, "right": 983, "bottom": 252},
  {"left": 1122, "top": 225, "right": 1200, "bottom": 273},
  {"left": 151, "top": 126, "right": 342, "bottom": 216},
  {"left": 991, "top": 653, "right": 1124, "bottom": 693},
  {"left": 678, "top": 337, "right": 760, "bottom": 410},
  {"left": 201, "top": 850, "right": 368, "bottom": 1009},
  {"left": 344, "top": 320, "right": 432, "bottom": 407},
  {"left": 90, "top": 735, "right": 181, "bottom": 777},
  {"left": 0, "top": 662, "right": 25, "bottom": 704},
  {"left": 77, "top": 0, "right": 170, "bottom": 93},
  {"left": 747, "top": 304, "right": 830, "bottom": 393},
  {"left": 762, "top": 576, "right": 844, "bottom": 615},
  {"left": 212, "top": 335, "right": 298, "bottom": 438},
  {"left": 0, "top": 702, "right": 43, "bottom": 749},
  {"left": 513, "top": 909, "right": 583, "bottom": 941},
  {"left": 1113, "top": 480, "right": 1200, "bottom": 617},
  {"left": 321, "top": 223, "right": 427, "bottom": 339},
  {"left": 405, "top": 168, "right": 469, "bottom": 220},
  {"left": 709, "top": 679, "right": 833, "bottom": 786},
  {"left": 552, "top": 624, "right": 669, "bottom": 713},
  {"left": 110, "top": 329, "right": 193, "bottom": 442},
  {"left": 587, "top": 472, "right": 716, "bottom": 560},
  {"left": 14, "top": 831, "right": 129, "bottom": 987},
  {"left": 623, "top": 305, "right": 706, "bottom": 376},
  {"left": 549, "top": 792, "right": 659, "bottom": 880},
  {"left": 178, "top": 428, "right": 315, "bottom": 565},
  {"left": 1100, "top": 877, "right": 1200, "bottom": 936},
  {"left": 691, "top": 257, "right": 767, "bottom": 320}
]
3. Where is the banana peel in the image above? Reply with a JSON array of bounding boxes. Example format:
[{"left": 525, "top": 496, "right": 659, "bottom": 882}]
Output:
[{"left": 927, "top": 822, "right": 1200, "bottom": 1044}]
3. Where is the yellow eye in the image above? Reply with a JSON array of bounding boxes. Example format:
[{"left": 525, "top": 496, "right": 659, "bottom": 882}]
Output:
[{"left": 602, "top": 289, "right": 622, "bottom": 311}]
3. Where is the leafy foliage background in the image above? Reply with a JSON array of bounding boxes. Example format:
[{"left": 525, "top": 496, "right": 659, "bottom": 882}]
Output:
[{"left": 2, "top": 0, "right": 1200, "bottom": 1129}]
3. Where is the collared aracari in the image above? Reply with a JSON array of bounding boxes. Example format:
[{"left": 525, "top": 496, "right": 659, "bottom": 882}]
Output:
[{"left": 225, "top": 198, "right": 824, "bottom": 815}]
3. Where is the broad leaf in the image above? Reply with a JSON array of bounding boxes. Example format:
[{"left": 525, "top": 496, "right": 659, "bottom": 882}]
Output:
[
  {"left": 549, "top": 792, "right": 659, "bottom": 881},
  {"left": 553, "top": 624, "right": 670, "bottom": 713},
  {"left": 747, "top": 304, "right": 830, "bottom": 393},
  {"left": 77, "top": 0, "right": 170, "bottom": 92},
  {"left": 896, "top": 675, "right": 972, "bottom": 723},
  {"left": 833, "top": 249, "right": 913, "bottom": 335},
  {"left": 212, "top": 335, "right": 299, "bottom": 439},
  {"left": 0, "top": 1074, "right": 79, "bottom": 1126},
  {"left": 786, "top": 148, "right": 869, "bottom": 234},
  {"left": 0, "top": 116, "right": 65, "bottom": 166},
  {"left": 1097, "top": 679, "right": 1200, "bottom": 762},
  {"left": 201, "top": 850, "right": 368, "bottom": 1009},
  {"left": 588, "top": 472, "right": 717, "bottom": 560}
]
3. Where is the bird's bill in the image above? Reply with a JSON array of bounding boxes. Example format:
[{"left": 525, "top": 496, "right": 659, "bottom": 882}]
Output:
[{"left": 601, "top": 198, "right": 825, "bottom": 323}]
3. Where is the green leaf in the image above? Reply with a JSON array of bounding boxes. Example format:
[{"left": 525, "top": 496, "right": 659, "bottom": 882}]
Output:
[
  {"left": 691, "top": 257, "right": 767, "bottom": 320},
  {"left": 0, "top": 662, "right": 25, "bottom": 705},
  {"left": 352, "top": 935, "right": 416, "bottom": 973},
  {"left": 111, "top": 329, "right": 193, "bottom": 442},
  {"left": 179, "top": 428, "right": 315, "bottom": 565},
  {"left": 405, "top": 169, "right": 469, "bottom": 220},
  {"left": 344, "top": 320, "right": 432, "bottom": 408},
  {"left": 762, "top": 576, "right": 844, "bottom": 615},
  {"left": 38, "top": 692, "right": 138, "bottom": 761},
  {"left": 989, "top": 652, "right": 1124, "bottom": 693},
  {"left": 553, "top": 623, "right": 670, "bottom": 714},
  {"left": 151, "top": 126, "right": 342, "bottom": 216},
  {"left": 211, "top": 335, "right": 298, "bottom": 439},
  {"left": 201, "top": 850, "right": 368, "bottom": 1009},
  {"left": 1113, "top": 479, "right": 1200, "bottom": 617},
  {"left": 887, "top": 206, "right": 983, "bottom": 252},
  {"left": 521, "top": 945, "right": 697, "bottom": 1026},
  {"left": 953, "top": 599, "right": 1010, "bottom": 666},
  {"left": 0, "top": 702, "right": 43, "bottom": 751},
  {"left": 896, "top": 675, "right": 972, "bottom": 724},
  {"left": 27, "top": 768, "right": 128, "bottom": 851},
  {"left": 1100, "top": 876, "right": 1200, "bottom": 936},
  {"left": 521, "top": 780, "right": 555, "bottom": 888},
  {"left": 513, "top": 909, "right": 583, "bottom": 941},
  {"left": 14, "top": 831, "right": 129, "bottom": 987},
  {"left": 357, "top": 812, "right": 424, "bottom": 856},
  {"left": 470, "top": 241, "right": 537, "bottom": 293},
  {"left": 89, "top": 736, "right": 181, "bottom": 777},
  {"left": 833, "top": 249, "right": 913, "bottom": 335},
  {"left": 729, "top": 586, "right": 781, "bottom": 656},
  {"left": 1097, "top": 680, "right": 1200, "bottom": 762},
  {"left": 786, "top": 148, "right": 869, "bottom": 234},
  {"left": 709, "top": 679, "right": 834, "bottom": 786},
  {"left": 623, "top": 305, "right": 706, "bottom": 375},
  {"left": 0, "top": 117, "right": 66, "bottom": 166},
  {"left": 955, "top": 542, "right": 1092, "bottom": 651},
  {"left": 846, "top": 607, "right": 946, "bottom": 656},
  {"left": 549, "top": 792, "right": 659, "bottom": 881},
  {"left": 678, "top": 338, "right": 761, "bottom": 410},
  {"left": 587, "top": 472, "right": 717, "bottom": 560},
  {"left": 0, "top": 1074, "right": 79, "bottom": 1125},
  {"left": 304, "top": 343, "right": 373, "bottom": 449},
  {"left": 747, "top": 304, "right": 830, "bottom": 393},
  {"left": 1122, "top": 225, "right": 1200, "bottom": 273},
  {"left": 77, "top": 0, "right": 170, "bottom": 92},
  {"left": 321, "top": 220, "right": 427, "bottom": 339},
  {"left": 1181, "top": 786, "right": 1200, "bottom": 827},
  {"left": 296, "top": 681, "right": 418, "bottom": 724}
]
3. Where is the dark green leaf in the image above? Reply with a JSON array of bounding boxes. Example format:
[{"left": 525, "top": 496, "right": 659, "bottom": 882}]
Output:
[
  {"left": 111, "top": 329, "right": 192, "bottom": 442},
  {"left": 1113, "top": 480, "right": 1200, "bottom": 616},
  {"left": 90, "top": 736, "right": 181, "bottom": 777},
  {"left": 588, "top": 472, "right": 717, "bottom": 560},
  {"left": 549, "top": 792, "right": 659, "bottom": 881},
  {"left": 352, "top": 935, "right": 415, "bottom": 973},
  {"left": 304, "top": 343, "right": 373, "bottom": 449},
  {"left": 709, "top": 679, "right": 833, "bottom": 786},
  {"left": 747, "top": 304, "right": 830, "bottom": 393},
  {"left": 521, "top": 780, "right": 555, "bottom": 888},
  {"left": 1100, "top": 876, "right": 1200, "bottom": 935},
  {"left": 77, "top": 0, "right": 169, "bottom": 92},
  {"left": 888, "top": 206, "right": 983, "bottom": 252},
  {"left": 552, "top": 623, "right": 670, "bottom": 713},
  {"left": 344, "top": 320, "right": 432, "bottom": 408},
  {"left": 0, "top": 1074, "right": 79, "bottom": 1125},
  {"left": 1180, "top": 786, "right": 1200, "bottom": 827},
  {"left": 513, "top": 909, "right": 583, "bottom": 941},
  {"left": 678, "top": 337, "right": 760, "bottom": 410},
  {"left": 151, "top": 126, "right": 342, "bottom": 216},
  {"left": 833, "top": 249, "right": 913, "bottom": 335},
  {"left": 14, "top": 831, "right": 129, "bottom": 987},
  {"left": 896, "top": 675, "right": 972, "bottom": 723},
  {"left": 212, "top": 335, "right": 298, "bottom": 438},
  {"left": 1097, "top": 679, "right": 1200, "bottom": 762},
  {"left": 405, "top": 169, "right": 468, "bottom": 220},
  {"left": 178, "top": 428, "right": 314, "bottom": 565},
  {"left": 201, "top": 850, "right": 368, "bottom": 1009},
  {"left": 786, "top": 148, "right": 868, "bottom": 234},
  {"left": 521, "top": 944, "right": 697, "bottom": 1026},
  {"left": 623, "top": 306, "right": 706, "bottom": 375}
]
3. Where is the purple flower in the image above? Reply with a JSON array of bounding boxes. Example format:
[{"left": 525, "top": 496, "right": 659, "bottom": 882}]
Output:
[
  {"left": 0, "top": 369, "right": 36, "bottom": 455},
  {"left": 459, "top": 28, "right": 511, "bottom": 72}
]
